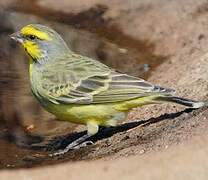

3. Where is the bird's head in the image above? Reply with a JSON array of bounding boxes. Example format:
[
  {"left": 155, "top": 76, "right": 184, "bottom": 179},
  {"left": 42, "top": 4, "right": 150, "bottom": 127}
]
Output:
[{"left": 10, "top": 24, "right": 69, "bottom": 62}]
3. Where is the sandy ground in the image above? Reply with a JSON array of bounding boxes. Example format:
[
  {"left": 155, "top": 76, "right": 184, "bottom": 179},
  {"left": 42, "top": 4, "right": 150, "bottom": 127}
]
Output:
[
  {"left": 1, "top": 135, "right": 208, "bottom": 180},
  {"left": 1, "top": 0, "right": 208, "bottom": 179}
]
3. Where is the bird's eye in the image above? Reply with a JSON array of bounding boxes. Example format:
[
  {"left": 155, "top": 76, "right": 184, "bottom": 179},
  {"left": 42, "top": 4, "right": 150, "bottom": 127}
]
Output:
[{"left": 29, "top": 35, "right": 36, "bottom": 40}]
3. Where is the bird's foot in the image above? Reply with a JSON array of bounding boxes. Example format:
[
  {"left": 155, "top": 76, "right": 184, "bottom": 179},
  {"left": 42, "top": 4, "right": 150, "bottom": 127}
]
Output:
[
  {"left": 50, "top": 140, "right": 94, "bottom": 156},
  {"left": 49, "top": 134, "right": 94, "bottom": 157}
]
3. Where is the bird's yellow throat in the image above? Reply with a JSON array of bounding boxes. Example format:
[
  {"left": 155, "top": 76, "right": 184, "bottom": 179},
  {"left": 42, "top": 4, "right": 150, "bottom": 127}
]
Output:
[{"left": 22, "top": 40, "right": 42, "bottom": 60}]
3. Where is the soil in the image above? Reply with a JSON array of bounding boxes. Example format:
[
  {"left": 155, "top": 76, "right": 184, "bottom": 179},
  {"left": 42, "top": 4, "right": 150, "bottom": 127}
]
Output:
[{"left": 0, "top": 0, "right": 208, "bottom": 179}]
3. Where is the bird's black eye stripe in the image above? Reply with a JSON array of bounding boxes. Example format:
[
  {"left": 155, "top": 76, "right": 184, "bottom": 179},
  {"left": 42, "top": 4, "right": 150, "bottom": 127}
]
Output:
[
  {"left": 26, "top": 34, "right": 41, "bottom": 40},
  {"left": 29, "top": 35, "right": 37, "bottom": 40}
]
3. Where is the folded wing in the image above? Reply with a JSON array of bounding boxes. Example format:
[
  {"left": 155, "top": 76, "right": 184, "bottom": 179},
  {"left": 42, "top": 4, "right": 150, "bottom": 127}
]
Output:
[{"left": 39, "top": 54, "right": 174, "bottom": 104}]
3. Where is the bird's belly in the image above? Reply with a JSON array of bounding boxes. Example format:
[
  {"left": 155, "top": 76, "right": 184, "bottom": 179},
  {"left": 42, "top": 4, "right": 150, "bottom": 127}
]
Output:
[
  {"left": 37, "top": 95, "right": 157, "bottom": 126},
  {"left": 44, "top": 103, "right": 126, "bottom": 126}
]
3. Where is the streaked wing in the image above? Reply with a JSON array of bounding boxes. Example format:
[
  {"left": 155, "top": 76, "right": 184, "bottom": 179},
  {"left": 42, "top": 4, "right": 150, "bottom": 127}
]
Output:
[
  {"left": 40, "top": 53, "right": 110, "bottom": 104},
  {"left": 40, "top": 54, "right": 174, "bottom": 104},
  {"left": 92, "top": 72, "right": 174, "bottom": 103}
]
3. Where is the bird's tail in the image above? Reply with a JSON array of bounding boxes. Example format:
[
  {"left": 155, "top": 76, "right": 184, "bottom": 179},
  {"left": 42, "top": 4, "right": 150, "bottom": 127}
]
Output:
[{"left": 154, "top": 95, "right": 206, "bottom": 109}]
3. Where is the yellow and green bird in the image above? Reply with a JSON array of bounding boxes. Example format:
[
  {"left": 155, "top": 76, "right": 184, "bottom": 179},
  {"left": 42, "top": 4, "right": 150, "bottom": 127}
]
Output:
[{"left": 10, "top": 24, "right": 206, "bottom": 155}]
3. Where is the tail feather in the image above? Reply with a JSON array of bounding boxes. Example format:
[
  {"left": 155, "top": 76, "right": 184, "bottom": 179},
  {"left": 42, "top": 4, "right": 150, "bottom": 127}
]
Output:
[{"left": 155, "top": 96, "right": 206, "bottom": 109}]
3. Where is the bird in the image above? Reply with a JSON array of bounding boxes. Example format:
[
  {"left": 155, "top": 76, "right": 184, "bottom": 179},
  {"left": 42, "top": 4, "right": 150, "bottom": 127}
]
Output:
[{"left": 10, "top": 24, "right": 206, "bottom": 156}]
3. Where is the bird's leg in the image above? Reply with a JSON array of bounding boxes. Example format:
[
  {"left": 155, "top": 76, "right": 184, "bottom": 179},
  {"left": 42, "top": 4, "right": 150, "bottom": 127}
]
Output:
[
  {"left": 50, "top": 121, "right": 99, "bottom": 156},
  {"left": 51, "top": 134, "right": 94, "bottom": 156}
]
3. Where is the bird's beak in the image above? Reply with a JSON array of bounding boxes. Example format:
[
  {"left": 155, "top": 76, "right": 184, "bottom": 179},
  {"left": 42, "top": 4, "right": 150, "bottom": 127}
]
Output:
[{"left": 9, "top": 31, "right": 24, "bottom": 44}]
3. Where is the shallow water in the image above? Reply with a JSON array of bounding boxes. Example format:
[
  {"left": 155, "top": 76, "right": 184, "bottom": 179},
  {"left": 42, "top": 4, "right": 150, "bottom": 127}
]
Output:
[{"left": 0, "top": 9, "right": 167, "bottom": 169}]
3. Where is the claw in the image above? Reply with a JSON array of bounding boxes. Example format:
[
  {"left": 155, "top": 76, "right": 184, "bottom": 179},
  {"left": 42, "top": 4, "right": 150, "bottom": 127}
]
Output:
[{"left": 73, "top": 140, "right": 94, "bottom": 149}]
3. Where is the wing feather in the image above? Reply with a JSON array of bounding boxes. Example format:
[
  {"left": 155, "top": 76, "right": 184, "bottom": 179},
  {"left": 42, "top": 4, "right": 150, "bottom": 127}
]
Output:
[{"left": 38, "top": 54, "right": 174, "bottom": 104}]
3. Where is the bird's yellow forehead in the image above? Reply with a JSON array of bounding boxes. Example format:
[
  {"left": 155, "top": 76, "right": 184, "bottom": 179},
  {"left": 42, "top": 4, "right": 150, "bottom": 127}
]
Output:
[{"left": 20, "top": 25, "right": 51, "bottom": 40}]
